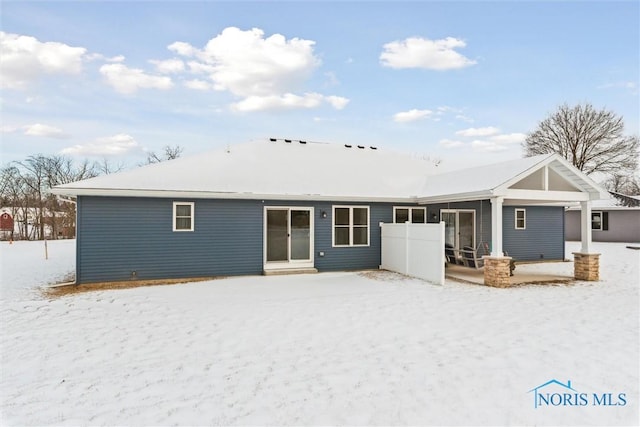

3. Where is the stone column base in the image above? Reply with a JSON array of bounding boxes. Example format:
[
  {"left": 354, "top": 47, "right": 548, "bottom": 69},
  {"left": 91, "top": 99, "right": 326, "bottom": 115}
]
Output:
[
  {"left": 483, "top": 256, "right": 513, "bottom": 288},
  {"left": 573, "top": 252, "right": 600, "bottom": 281}
]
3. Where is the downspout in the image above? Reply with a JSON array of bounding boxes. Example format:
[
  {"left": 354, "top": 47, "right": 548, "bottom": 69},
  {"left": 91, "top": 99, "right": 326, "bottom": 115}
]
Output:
[{"left": 56, "top": 195, "right": 79, "bottom": 284}]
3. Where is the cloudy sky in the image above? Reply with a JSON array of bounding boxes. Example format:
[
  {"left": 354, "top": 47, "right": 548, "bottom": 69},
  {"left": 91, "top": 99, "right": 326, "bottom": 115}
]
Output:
[{"left": 1, "top": 1, "right": 638, "bottom": 171}]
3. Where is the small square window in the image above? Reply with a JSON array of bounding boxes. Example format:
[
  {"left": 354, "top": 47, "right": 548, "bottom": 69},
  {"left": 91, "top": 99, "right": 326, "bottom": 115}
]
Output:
[
  {"left": 395, "top": 208, "right": 409, "bottom": 223},
  {"left": 334, "top": 207, "right": 350, "bottom": 226},
  {"left": 173, "top": 202, "right": 194, "bottom": 232},
  {"left": 515, "top": 208, "right": 526, "bottom": 230},
  {"left": 353, "top": 208, "right": 368, "bottom": 226},
  {"left": 411, "top": 209, "right": 425, "bottom": 223},
  {"left": 393, "top": 207, "right": 426, "bottom": 224}
]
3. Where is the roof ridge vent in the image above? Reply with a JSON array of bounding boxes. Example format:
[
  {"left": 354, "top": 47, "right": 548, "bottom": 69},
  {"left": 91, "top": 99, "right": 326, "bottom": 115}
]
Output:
[
  {"left": 284, "top": 139, "right": 292, "bottom": 143},
  {"left": 357, "top": 145, "right": 365, "bottom": 149},
  {"left": 370, "top": 146, "right": 378, "bottom": 150},
  {"left": 344, "top": 144, "right": 352, "bottom": 148}
]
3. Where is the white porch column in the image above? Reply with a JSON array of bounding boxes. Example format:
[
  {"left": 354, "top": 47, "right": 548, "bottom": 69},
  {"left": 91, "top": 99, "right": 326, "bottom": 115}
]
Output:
[
  {"left": 490, "top": 196, "right": 504, "bottom": 257},
  {"left": 580, "top": 200, "right": 593, "bottom": 253}
]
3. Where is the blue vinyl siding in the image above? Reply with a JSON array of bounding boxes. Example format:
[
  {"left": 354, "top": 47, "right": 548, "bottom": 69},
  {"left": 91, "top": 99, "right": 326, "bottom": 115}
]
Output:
[
  {"left": 424, "top": 201, "right": 564, "bottom": 260},
  {"left": 502, "top": 206, "right": 565, "bottom": 261},
  {"left": 76, "top": 197, "right": 401, "bottom": 284},
  {"left": 76, "top": 197, "right": 264, "bottom": 283},
  {"left": 75, "top": 196, "right": 566, "bottom": 283}
]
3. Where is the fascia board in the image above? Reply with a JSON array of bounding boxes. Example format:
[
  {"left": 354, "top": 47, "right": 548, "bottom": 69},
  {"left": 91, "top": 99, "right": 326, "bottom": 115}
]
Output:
[
  {"left": 503, "top": 188, "right": 590, "bottom": 201},
  {"left": 415, "top": 190, "right": 495, "bottom": 204},
  {"left": 49, "top": 187, "right": 418, "bottom": 204}
]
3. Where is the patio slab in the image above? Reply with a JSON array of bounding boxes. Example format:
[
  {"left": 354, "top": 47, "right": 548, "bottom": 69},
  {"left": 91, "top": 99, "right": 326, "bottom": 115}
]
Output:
[{"left": 445, "top": 263, "right": 574, "bottom": 286}]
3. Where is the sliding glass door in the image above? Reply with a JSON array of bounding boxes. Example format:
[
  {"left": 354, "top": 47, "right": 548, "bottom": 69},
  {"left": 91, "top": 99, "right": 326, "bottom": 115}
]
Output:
[
  {"left": 265, "top": 207, "right": 314, "bottom": 269},
  {"left": 441, "top": 209, "right": 476, "bottom": 250}
]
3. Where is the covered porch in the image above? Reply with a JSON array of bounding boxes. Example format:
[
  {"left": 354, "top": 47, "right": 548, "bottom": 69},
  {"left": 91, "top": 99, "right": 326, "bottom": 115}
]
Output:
[
  {"left": 445, "top": 262, "right": 574, "bottom": 286},
  {"left": 418, "top": 154, "right": 609, "bottom": 287}
]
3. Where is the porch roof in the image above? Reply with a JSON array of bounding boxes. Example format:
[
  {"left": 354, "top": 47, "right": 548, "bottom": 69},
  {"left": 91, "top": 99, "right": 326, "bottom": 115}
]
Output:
[{"left": 415, "top": 152, "right": 608, "bottom": 205}]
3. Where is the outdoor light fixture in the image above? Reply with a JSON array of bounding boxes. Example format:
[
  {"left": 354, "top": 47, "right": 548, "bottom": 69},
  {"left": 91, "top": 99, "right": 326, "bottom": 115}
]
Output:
[{"left": 321, "top": 211, "right": 327, "bottom": 218}]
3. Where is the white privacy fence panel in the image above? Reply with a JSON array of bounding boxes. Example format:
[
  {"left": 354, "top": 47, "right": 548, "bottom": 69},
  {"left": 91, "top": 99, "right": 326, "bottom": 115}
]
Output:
[{"left": 380, "top": 222, "right": 445, "bottom": 285}]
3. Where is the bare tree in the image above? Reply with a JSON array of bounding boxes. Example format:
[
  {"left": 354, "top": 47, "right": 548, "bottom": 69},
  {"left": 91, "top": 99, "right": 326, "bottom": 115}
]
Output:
[
  {"left": 145, "top": 145, "right": 184, "bottom": 165},
  {"left": 96, "top": 157, "right": 126, "bottom": 175},
  {"left": 603, "top": 173, "right": 640, "bottom": 197},
  {"left": 1, "top": 155, "right": 98, "bottom": 240},
  {"left": 523, "top": 103, "right": 639, "bottom": 176}
]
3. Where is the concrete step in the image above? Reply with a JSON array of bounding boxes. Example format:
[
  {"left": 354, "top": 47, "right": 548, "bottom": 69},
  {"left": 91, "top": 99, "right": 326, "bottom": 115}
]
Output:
[{"left": 263, "top": 268, "right": 318, "bottom": 276}]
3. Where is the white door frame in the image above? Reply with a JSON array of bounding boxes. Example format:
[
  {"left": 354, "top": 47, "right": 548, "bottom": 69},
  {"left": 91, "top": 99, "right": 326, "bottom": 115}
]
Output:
[
  {"left": 263, "top": 206, "right": 315, "bottom": 271},
  {"left": 440, "top": 209, "right": 476, "bottom": 250}
]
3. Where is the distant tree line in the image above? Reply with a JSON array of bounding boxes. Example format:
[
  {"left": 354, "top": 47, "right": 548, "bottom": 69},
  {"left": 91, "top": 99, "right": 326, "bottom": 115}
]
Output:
[{"left": 0, "top": 146, "right": 182, "bottom": 240}]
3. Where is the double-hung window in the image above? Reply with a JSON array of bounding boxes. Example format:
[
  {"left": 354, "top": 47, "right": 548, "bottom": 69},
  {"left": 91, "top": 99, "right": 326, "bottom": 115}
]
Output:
[
  {"left": 333, "top": 206, "right": 369, "bottom": 246},
  {"left": 393, "top": 207, "right": 426, "bottom": 223},
  {"left": 515, "top": 208, "right": 526, "bottom": 230},
  {"left": 173, "top": 202, "right": 194, "bottom": 231}
]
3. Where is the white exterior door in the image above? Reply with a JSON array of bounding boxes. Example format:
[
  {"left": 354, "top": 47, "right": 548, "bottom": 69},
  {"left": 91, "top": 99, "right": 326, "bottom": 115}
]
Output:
[
  {"left": 264, "top": 207, "right": 314, "bottom": 270},
  {"left": 441, "top": 209, "right": 476, "bottom": 250}
]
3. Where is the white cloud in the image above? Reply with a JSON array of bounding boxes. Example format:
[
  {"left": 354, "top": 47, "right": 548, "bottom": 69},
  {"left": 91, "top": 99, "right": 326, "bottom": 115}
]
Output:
[
  {"left": 380, "top": 36, "right": 476, "bottom": 70},
  {"left": 446, "top": 126, "right": 525, "bottom": 152},
  {"left": 172, "top": 27, "right": 320, "bottom": 98},
  {"left": 231, "top": 93, "right": 348, "bottom": 112},
  {"left": 324, "top": 71, "right": 339, "bottom": 87},
  {"left": 393, "top": 109, "right": 433, "bottom": 123},
  {"left": 439, "top": 139, "right": 465, "bottom": 148},
  {"left": 85, "top": 53, "right": 125, "bottom": 63},
  {"left": 325, "top": 95, "right": 349, "bottom": 110},
  {"left": 0, "top": 31, "right": 86, "bottom": 89},
  {"left": 166, "top": 27, "right": 346, "bottom": 112},
  {"left": 471, "top": 140, "right": 509, "bottom": 152},
  {"left": 186, "top": 61, "right": 216, "bottom": 75},
  {"left": 597, "top": 81, "right": 638, "bottom": 95},
  {"left": 149, "top": 58, "right": 185, "bottom": 74},
  {"left": 598, "top": 81, "right": 637, "bottom": 90},
  {"left": 455, "top": 114, "right": 474, "bottom": 123},
  {"left": 489, "top": 132, "right": 526, "bottom": 144},
  {"left": 24, "top": 123, "right": 68, "bottom": 139},
  {"left": 99, "top": 63, "right": 173, "bottom": 94},
  {"left": 61, "top": 134, "right": 140, "bottom": 156},
  {"left": 168, "top": 41, "right": 199, "bottom": 57},
  {"left": 184, "top": 79, "right": 213, "bottom": 91},
  {"left": 455, "top": 126, "right": 500, "bottom": 137},
  {"left": 1, "top": 125, "right": 19, "bottom": 134},
  {"left": 437, "top": 106, "right": 463, "bottom": 114}
]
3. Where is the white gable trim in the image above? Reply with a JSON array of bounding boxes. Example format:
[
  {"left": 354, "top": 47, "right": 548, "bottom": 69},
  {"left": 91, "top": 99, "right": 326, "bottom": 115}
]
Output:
[{"left": 495, "top": 154, "right": 607, "bottom": 200}]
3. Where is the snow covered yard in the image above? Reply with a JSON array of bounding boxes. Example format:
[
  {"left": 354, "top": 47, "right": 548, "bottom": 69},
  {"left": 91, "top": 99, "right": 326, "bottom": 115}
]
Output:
[{"left": 1, "top": 240, "right": 638, "bottom": 426}]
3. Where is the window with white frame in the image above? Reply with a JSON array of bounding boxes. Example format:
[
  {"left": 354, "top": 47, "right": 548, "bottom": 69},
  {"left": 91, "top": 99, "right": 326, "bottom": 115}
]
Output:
[
  {"left": 173, "top": 202, "right": 194, "bottom": 231},
  {"left": 393, "top": 207, "right": 426, "bottom": 223},
  {"left": 333, "top": 206, "right": 369, "bottom": 246},
  {"left": 591, "top": 211, "right": 608, "bottom": 231},
  {"left": 515, "top": 208, "right": 526, "bottom": 230}
]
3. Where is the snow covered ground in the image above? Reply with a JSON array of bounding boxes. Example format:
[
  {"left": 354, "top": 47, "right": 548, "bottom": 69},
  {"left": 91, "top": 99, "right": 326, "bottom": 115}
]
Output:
[{"left": 1, "top": 240, "right": 638, "bottom": 426}]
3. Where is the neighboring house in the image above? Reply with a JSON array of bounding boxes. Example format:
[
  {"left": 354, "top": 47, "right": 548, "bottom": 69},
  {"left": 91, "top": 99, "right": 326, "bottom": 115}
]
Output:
[
  {"left": 565, "top": 196, "right": 640, "bottom": 243},
  {"left": 0, "top": 207, "right": 73, "bottom": 240},
  {"left": 51, "top": 139, "right": 608, "bottom": 284}
]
